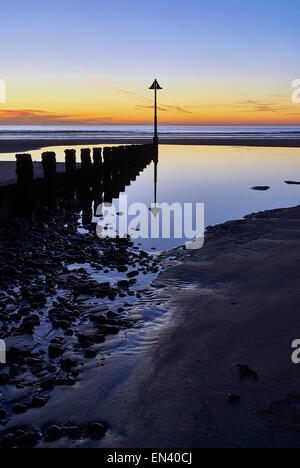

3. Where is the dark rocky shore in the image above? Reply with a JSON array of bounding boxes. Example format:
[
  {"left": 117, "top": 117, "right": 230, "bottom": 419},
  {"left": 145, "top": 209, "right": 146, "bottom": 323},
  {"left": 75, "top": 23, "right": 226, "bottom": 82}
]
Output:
[{"left": 0, "top": 203, "right": 159, "bottom": 448}]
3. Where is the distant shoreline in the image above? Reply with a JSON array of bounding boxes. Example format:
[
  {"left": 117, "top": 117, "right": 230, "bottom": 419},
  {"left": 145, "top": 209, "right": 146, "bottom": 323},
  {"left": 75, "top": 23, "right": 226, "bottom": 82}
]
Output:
[{"left": 1, "top": 138, "right": 300, "bottom": 153}]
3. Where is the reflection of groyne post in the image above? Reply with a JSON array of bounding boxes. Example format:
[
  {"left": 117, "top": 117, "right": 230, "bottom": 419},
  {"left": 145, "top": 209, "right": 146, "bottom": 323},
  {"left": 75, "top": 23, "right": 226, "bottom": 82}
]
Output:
[
  {"left": 42, "top": 151, "right": 57, "bottom": 209},
  {"left": 111, "top": 146, "right": 122, "bottom": 198},
  {"left": 16, "top": 153, "right": 35, "bottom": 217},
  {"left": 80, "top": 148, "right": 93, "bottom": 225},
  {"left": 93, "top": 147, "right": 102, "bottom": 171},
  {"left": 92, "top": 148, "right": 103, "bottom": 214},
  {"left": 103, "top": 147, "right": 113, "bottom": 203},
  {"left": 65, "top": 149, "right": 76, "bottom": 199},
  {"left": 81, "top": 148, "right": 92, "bottom": 186}
]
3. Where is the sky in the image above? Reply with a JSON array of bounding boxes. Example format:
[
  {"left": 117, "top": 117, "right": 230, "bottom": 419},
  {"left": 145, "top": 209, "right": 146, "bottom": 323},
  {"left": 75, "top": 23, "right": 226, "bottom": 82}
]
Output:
[{"left": 0, "top": 0, "right": 300, "bottom": 126}]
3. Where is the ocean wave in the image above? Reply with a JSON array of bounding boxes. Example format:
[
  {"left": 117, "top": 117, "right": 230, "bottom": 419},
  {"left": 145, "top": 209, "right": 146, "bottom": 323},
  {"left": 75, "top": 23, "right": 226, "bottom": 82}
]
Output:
[{"left": 0, "top": 126, "right": 300, "bottom": 140}]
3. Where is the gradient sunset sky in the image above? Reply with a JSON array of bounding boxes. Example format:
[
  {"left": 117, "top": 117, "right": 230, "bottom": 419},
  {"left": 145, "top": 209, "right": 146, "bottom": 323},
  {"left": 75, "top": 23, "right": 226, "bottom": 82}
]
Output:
[{"left": 1, "top": 0, "right": 300, "bottom": 126}]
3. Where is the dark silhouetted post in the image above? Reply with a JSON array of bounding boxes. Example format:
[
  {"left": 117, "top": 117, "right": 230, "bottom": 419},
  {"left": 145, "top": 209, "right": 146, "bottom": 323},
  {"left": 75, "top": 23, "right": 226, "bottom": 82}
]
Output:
[
  {"left": 149, "top": 79, "right": 163, "bottom": 145},
  {"left": 16, "top": 153, "right": 35, "bottom": 217},
  {"left": 65, "top": 149, "right": 77, "bottom": 199},
  {"left": 42, "top": 151, "right": 57, "bottom": 209},
  {"left": 65, "top": 149, "right": 76, "bottom": 174}
]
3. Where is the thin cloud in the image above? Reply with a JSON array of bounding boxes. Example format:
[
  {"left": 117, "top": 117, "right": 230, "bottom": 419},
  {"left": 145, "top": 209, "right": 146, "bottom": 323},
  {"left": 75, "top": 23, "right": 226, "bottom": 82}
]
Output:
[
  {"left": 88, "top": 76, "right": 192, "bottom": 115},
  {"left": 0, "top": 109, "right": 112, "bottom": 125},
  {"left": 232, "top": 98, "right": 294, "bottom": 114},
  {"left": 162, "top": 104, "right": 193, "bottom": 114},
  {"left": 135, "top": 105, "right": 169, "bottom": 112},
  {"left": 111, "top": 87, "right": 136, "bottom": 96}
]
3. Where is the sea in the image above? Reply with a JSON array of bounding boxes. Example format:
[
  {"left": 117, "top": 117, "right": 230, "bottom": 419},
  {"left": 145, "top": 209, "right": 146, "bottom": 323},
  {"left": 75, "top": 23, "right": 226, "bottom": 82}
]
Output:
[{"left": 0, "top": 125, "right": 300, "bottom": 141}]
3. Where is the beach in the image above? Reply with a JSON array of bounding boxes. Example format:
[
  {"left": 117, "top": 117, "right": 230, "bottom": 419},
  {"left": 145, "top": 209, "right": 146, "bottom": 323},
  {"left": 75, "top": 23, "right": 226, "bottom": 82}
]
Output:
[
  {"left": 115, "top": 205, "right": 300, "bottom": 448},
  {"left": 0, "top": 161, "right": 69, "bottom": 187}
]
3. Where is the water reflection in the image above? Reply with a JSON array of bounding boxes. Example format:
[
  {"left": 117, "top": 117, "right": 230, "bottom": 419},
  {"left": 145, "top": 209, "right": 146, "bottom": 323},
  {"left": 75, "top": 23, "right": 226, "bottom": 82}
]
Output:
[
  {"left": 94, "top": 144, "right": 300, "bottom": 251},
  {"left": 2, "top": 144, "right": 300, "bottom": 252}
]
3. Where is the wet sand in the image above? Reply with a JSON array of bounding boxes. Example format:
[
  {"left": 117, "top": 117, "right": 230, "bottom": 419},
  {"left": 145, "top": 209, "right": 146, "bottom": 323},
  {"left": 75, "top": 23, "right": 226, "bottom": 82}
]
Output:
[
  {"left": 1, "top": 138, "right": 300, "bottom": 154},
  {"left": 83, "top": 204, "right": 300, "bottom": 448},
  {"left": 2, "top": 204, "right": 300, "bottom": 447},
  {"left": 111, "top": 205, "right": 300, "bottom": 448},
  {"left": 0, "top": 161, "right": 68, "bottom": 187}
]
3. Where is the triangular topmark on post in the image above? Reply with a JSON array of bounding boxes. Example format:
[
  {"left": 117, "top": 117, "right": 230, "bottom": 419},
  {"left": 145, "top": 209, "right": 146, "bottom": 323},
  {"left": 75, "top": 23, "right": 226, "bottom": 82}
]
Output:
[{"left": 149, "top": 79, "right": 163, "bottom": 90}]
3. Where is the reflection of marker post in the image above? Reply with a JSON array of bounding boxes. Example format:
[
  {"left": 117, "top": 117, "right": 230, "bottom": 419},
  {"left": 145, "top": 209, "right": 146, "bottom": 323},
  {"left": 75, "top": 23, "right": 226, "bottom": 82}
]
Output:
[
  {"left": 0, "top": 339, "right": 6, "bottom": 364},
  {"left": 150, "top": 147, "right": 161, "bottom": 217},
  {"left": 149, "top": 79, "right": 163, "bottom": 145}
]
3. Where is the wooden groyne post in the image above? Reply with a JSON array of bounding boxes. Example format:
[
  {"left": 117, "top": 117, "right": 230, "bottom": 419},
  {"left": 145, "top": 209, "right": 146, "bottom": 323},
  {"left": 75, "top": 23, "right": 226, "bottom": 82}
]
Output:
[
  {"left": 42, "top": 151, "right": 57, "bottom": 209},
  {"left": 15, "top": 153, "right": 35, "bottom": 217},
  {"left": 64, "top": 149, "right": 77, "bottom": 199},
  {"left": 79, "top": 148, "right": 93, "bottom": 225},
  {"left": 92, "top": 148, "right": 103, "bottom": 213}
]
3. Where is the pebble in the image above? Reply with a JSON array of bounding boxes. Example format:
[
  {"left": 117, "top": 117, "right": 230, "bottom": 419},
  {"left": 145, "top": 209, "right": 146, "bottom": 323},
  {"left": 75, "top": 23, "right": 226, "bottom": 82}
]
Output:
[
  {"left": 48, "top": 344, "right": 64, "bottom": 359},
  {"left": 45, "top": 425, "right": 63, "bottom": 441},
  {"left": 85, "top": 422, "right": 106, "bottom": 439},
  {"left": 32, "top": 396, "right": 46, "bottom": 408}
]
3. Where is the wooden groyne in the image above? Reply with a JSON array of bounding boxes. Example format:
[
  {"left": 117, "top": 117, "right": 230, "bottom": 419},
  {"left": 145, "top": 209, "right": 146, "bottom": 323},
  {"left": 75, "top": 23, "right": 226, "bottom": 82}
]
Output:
[{"left": 0, "top": 144, "right": 156, "bottom": 221}]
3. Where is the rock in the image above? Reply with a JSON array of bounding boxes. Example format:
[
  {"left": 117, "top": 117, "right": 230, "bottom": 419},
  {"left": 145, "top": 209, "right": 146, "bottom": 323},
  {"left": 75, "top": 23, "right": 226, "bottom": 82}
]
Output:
[
  {"left": 85, "top": 422, "right": 106, "bottom": 439},
  {"left": 0, "top": 373, "right": 10, "bottom": 385},
  {"left": 84, "top": 304, "right": 109, "bottom": 313},
  {"left": 27, "top": 357, "right": 43, "bottom": 367},
  {"left": 48, "top": 344, "right": 64, "bottom": 359},
  {"left": 77, "top": 333, "right": 94, "bottom": 348},
  {"left": 236, "top": 364, "right": 258, "bottom": 380},
  {"left": 127, "top": 270, "right": 139, "bottom": 278},
  {"left": 9, "top": 364, "right": 19, "bottom": 377},
  {"left": 1, "top": 433, "right": 14, "bottom": 448},
  {"left": 55, "top": 376, "right": 75, "bottom": 386},
  {"left": 14, "top": 430, "right": 27, "bottom": 439},
  {"left": 66, "top": 376, "right": 76, "bottom": 386},
  {"left": 98, "top": 324, "right": 120, "bottom": 335},
  {"left": 251, "top": 186, "right": 270, "bottom": 191},
  {"left": 60, "top": 358, "right": 76, "bottom": 372},
  {"left": 2, "top": 266, "right": 17, "bottom": 277},
  {"left": 227, "top": 393, "right": 241, "bottom": 402},
  {"left": 84, "top": 349, "right": 97, "bottom": 359},
  {"left": 23, "top": 268, "right": 35, "bottom": 276},
  {"left": 32, "top": 396, "right": 46, "bottom": 408},
  {"left": 15, "top": 431, "right": 40, "bottom": 448},
  {"left": 0, "top": 409, "right": 7, "bottom": 419},
  {"left": 89, "top": 313, "right": 107, "bottom": 325},
  {"left": 107, "top": 311, "right": 118, "bottom": 318},
  {"left": 6, "top": 347, "right": 28, "bottom": 365},
  {"left": 95, "top": 333, "right": 105, "bottom": 343},
  {"left": 57, "top": 320, "right": 69, "bottom": 330},
  {"left": 117, "top": 280, "right": 130, "bottom": 289},
  {"left": 12, "top": 403, "right": 28, "bottom": 414},
  {"left": 63, "top": 426, "right": 80, "bottom": 438},
  {"left": 40, "top": 378, "right": 56, "bottom": 390},
  {"left": 32, "top": 293, "right": 47, "bottom": 305},
  {"left": 45, "top": 425, "right": 63, "bottom": 441},
  {"left": 55, "top": 378, "right": 70, "bottom": 386}
]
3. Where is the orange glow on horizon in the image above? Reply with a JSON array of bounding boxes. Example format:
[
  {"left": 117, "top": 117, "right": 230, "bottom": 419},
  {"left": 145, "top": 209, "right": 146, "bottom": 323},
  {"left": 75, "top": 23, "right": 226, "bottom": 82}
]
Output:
[{"left": 0, "top": 77, "right": 299, "bottom": 126}]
